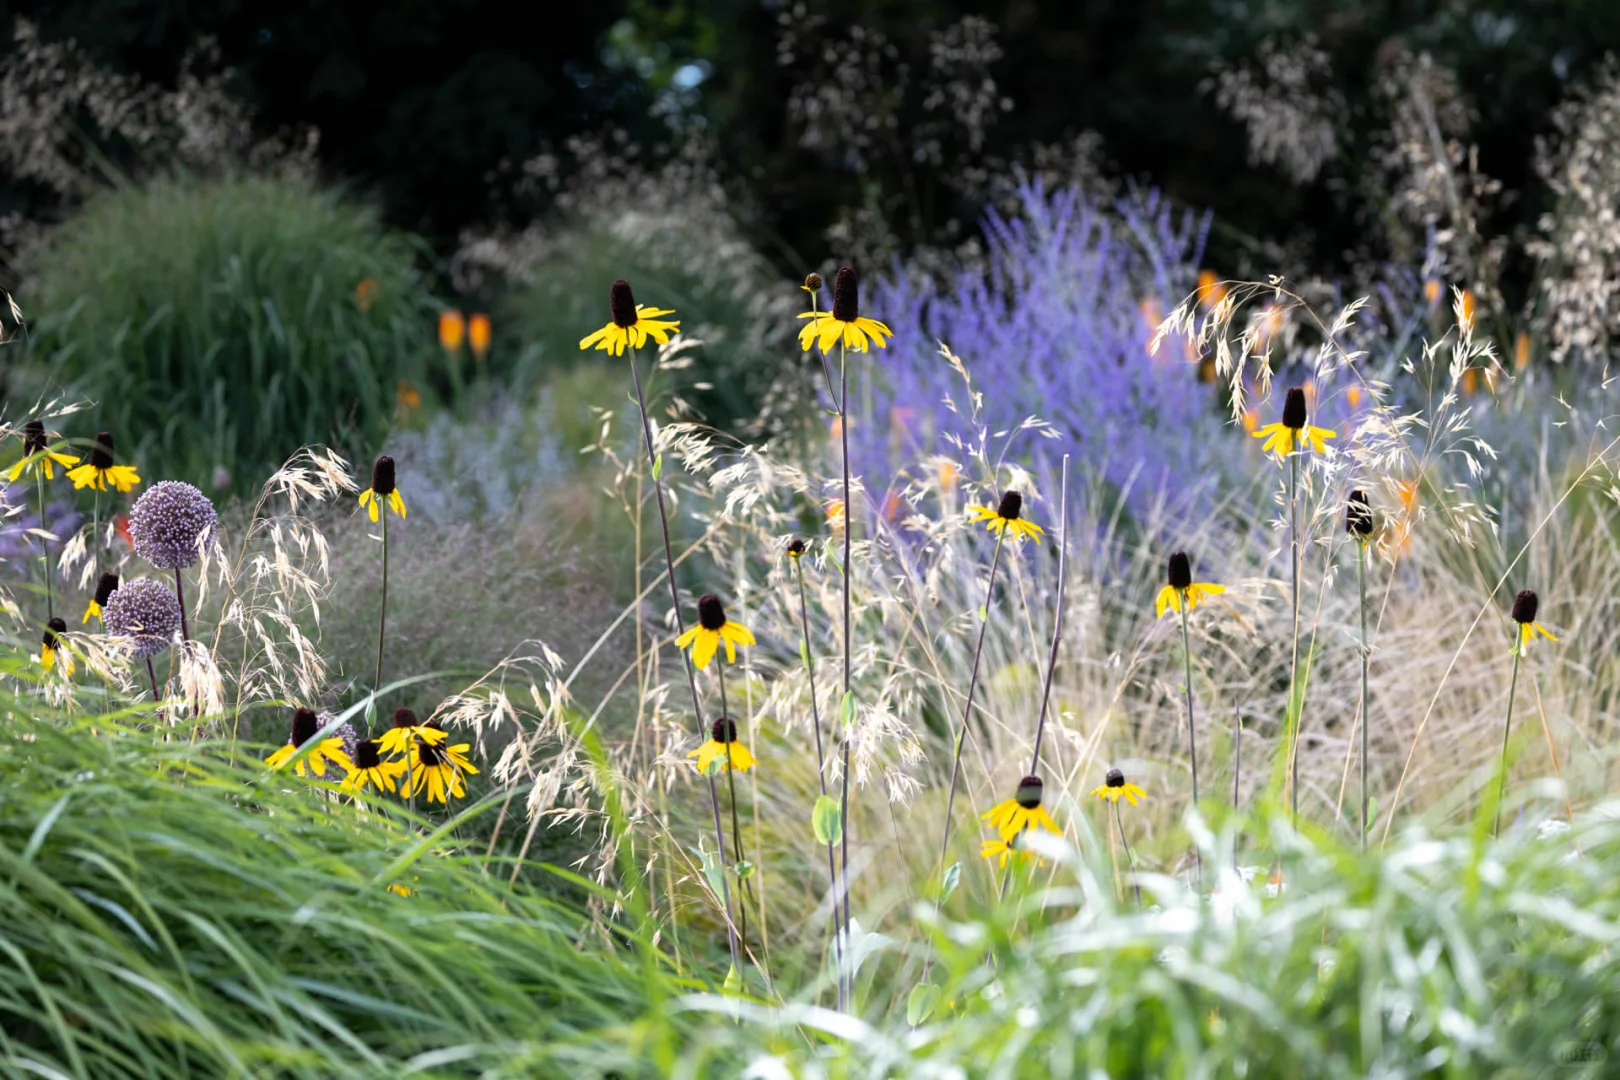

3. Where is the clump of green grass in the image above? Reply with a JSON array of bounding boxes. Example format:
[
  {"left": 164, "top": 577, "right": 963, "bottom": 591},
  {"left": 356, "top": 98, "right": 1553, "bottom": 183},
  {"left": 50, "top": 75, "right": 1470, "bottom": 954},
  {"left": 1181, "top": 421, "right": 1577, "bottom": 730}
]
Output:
[{"left": 17, "top": 173, "right": 438, "bottom": 490}]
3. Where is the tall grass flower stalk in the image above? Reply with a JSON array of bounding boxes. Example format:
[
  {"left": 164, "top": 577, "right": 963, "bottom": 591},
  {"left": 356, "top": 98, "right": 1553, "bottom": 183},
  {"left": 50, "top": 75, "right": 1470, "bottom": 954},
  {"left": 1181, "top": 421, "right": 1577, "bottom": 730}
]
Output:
[{"left": 583, "top": 278, "right": 740, "bottom": 979}]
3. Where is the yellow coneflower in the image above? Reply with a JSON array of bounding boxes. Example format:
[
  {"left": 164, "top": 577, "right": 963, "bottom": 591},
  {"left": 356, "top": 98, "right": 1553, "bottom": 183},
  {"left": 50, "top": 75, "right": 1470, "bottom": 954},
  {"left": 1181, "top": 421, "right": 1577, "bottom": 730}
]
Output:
[
  {"left": 82, "top": 571, "right": 119, "bottom": 624},
  {"left": 406, "top": 730, "right": 479, "bottom": 804},
  {"left": 1512, "top": 590, "right": 1558, "bottom": 650},
  {"left": 967, "top": 490, "right": 1044, "bottom": 543},
  {"left": 982, "top": 775, "right": 1061, "bottom": 843},
  {"left": 1154, "top": 552, "right": 1225, "bottom": 617},
  {"left": 1090, "top": 768, "right": 1146, "bottom": 805},
  {"left": 468, "top": 313, "right": 492, "bottom": 359},
  {"left": 342, "top": 737, "right": 408, "bottom": 795},
  {"left": 66, "top": 431, "right": 140, "bottom": 493},
  {"left": 801, "top": 271, "right": 824, "bottom": 295},
  {"left": 377, "top": 707, "right": 449, "bottom": 757},
  {"left": 786, "top": 537, "right": 807, "bottom": 560},
  {"left": 439, "top": 308, "right": 466, "bottom": 352},
  {"left": 265, "top": 707, "right": 354, "bottom": 779},
  {"left": 580, "top": 279, "right": 680, "bottom": 357},
  {"left": 675, "top": 594, "right": 755, "bottom": 671},
  {"left": 39, "top": 618, "right": 73, "bottom": 676},
  {"left": 688, "top": 716, "right": 758, "bottom": 775},
  {"left": 979, "top": 833, "right": 1049, "bottom": 869},
  {"left": 358, "top": 454, "right": 406, "bottom": 522},
  {"left": 798, "top": 267, "right": 892, "bottom": 353},
  {"left": 8, "top": 419, "right": 80, "bottom": 481},
  {"left": 1252, "top": 386, "right": 1336, "bottom": 456}
]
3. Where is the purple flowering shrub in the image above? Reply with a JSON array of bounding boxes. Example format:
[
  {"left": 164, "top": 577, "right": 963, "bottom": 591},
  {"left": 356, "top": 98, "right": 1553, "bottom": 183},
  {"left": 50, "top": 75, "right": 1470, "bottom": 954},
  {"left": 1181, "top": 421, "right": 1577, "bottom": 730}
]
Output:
[{"left": 858, "top": 183, "right": 1232, "bottom": 504}]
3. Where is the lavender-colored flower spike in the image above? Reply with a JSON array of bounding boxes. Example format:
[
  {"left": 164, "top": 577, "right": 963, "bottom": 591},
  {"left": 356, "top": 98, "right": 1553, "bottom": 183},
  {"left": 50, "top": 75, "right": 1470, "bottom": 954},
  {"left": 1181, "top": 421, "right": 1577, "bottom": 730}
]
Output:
[
  {"left": 129, "top": 481, "right": 217, "bottom": 570},
  {"left": 102, "top": 577, "right": 183, "bottom": 657}
]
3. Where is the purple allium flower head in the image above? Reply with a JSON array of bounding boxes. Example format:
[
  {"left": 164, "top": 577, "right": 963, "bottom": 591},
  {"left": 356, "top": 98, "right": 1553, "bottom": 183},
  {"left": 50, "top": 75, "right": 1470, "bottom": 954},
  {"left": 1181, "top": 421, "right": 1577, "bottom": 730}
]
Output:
[
  {"left": 129, "top": 481, "right": 216, "bottom": 569},
  {"left": 102, "top": 577, "right": 182, "bottom": 657}
]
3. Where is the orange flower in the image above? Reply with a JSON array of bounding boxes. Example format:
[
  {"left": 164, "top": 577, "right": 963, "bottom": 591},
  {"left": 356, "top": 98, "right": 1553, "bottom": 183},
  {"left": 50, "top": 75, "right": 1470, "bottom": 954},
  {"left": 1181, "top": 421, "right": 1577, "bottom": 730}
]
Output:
[
  {"left": 114, "top": 513, "right": 133, "bottom": 549},
  {"left": 1458, "top": 289, "right": 1477, "bottom": 333},
  {"left": 397, "top": 379, "right": 422, "bottom": 411},
  {"left": 1461, "top": 368, "right": 1478, "bottom": 396},
  {"left": 1346, "top": 385, "right": 1363, "bottom": 409},
  {"left": 1196, "top": 270, "right": 1226, "bottom": 310},
  {"left": 439, "top": 309, "right": 466, "bottom": 352},
  {"left": 1241, "top": 406, "right": 1260, "bottom": 434},
  {"left": 825, "top": 498, "right": 845, "bottom": 522},
  {"left": 938, "top": 460, "right": 959, "bottom": 493},
  {"left": 469, "top": 313, "right": 491, "bottom": 359},
  {"left": 1514, "top": 332, "right": 1531, "bottom": 371},
  {"left": 1197, "top": 356, "right": 1216, "bottom": 383},
  {"left": 830, "top": 415, "right": 843, "bottom": 439},
  {"left": 1423, "top": 279, "right": 1442, "bottom": 307},
  {"left": 355, "top": 278, "right": 379, "bottom": 314},
  {"left": 883, "top": 492, "right": 902, "bottom": 522}
]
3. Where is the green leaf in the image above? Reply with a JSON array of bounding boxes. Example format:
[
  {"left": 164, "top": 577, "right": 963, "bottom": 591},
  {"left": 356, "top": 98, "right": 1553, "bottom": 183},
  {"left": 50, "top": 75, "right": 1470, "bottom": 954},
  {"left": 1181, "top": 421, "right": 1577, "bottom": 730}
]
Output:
[
  {"left": 800, "top": 641, "right": 810, "bottom": 670},
  {"left": 702, "top": 755, "right": 725, "bottom": 777},
  {"left": 840, "top": 690, "right": 856, "bottom": 730},
  {"left": 700, "top": 846, "right": 724, "bottom": 902},
  {"left": 907, "top": 982, "right": 941, "bottom": 1026},
  {"left": 813, "top": 794, "right": 843, "bottom": 846},
  {"left": 823, "top": 537, "right": 844, "bottom": 574},
  {"left": 723, "top": 963, "right": 743, "bottom": 994},
  {"left": 734, "top": 860, "right": 755, "bottom": 881},
  {"left": 651, "top": 453, "right": 664, "bottom": 481},
  {"left": 941, "top": 861, "right": 962, "bottom": 901}
]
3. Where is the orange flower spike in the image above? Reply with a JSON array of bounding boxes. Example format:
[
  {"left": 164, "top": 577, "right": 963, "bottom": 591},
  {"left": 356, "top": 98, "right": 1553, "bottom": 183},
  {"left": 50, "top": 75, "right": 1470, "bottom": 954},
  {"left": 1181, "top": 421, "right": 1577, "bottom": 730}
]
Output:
[
  {"left": 1196, "top": 270, "right": 1226, "bottom": 310},
  {"left": 468, "top": 313, "right": 491, "bottom": 359},
  {"left": 439, "top": 309, "right": 466, "bottom": 353},
  {"left": 355, "top": 278, "right": 379, "bottom": 314},
  {"left": 1514, "top": 332, "right": 1532, "bottom": 371}
]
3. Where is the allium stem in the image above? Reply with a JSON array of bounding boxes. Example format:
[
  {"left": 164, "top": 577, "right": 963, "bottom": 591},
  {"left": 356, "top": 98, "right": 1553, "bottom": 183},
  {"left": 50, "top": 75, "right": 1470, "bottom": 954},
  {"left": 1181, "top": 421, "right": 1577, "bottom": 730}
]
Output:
[
  {"left": 836, "top": 338, "right": 854, "bottom": 1008},
  {"left": 935, "top": 528, "right": 1007, "bottom": 887},
  {"left": 1179, "top": 597, "right": 1203, "bottom": 884},
  {"left": 173, "top": 567, "right": 192, "bottom": 643},
  {"left": 1357, "top": 541, "right": 1371, "bottom": 847},
  {"left": 146, "top": 655, "right": 162, "bottom": 703},
  {"left": 373, "top": 507, "right": 389, "bottom": 732},
  {"left": 1495, "top": 640, "right": 1522, "bottom": 838},
  {"left": 1114, "top": 800, "right": 1141, "bottom": 907},
  {"left": 627, "top": 346, "right": 740, "bottom": 977},
  {"left": 793, "top": 557, "right": 845, "bottom": 1008},
  {"left": 37, "top": 470, "right": 52, "bottom": 620}
]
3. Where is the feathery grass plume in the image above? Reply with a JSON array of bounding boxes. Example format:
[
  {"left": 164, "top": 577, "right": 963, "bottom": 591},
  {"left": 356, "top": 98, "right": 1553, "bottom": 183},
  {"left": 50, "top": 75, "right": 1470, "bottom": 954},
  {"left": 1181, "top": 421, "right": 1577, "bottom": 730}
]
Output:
[
  {"left": 83, "top": 570, "right": 117, "bottom": 624},
  {"left": 1496, "top": 589, "right": 1558, "bottom": 836},
  {"left": 67, "top": 430, "right": 141, "bottom": 493},
  {"left": 264, "top": 706, "right": 353, "bottom": 779},
  {"left": 1091, "top": 768, "right": 1145, "bottom": 904},
  {"left": 39, "top": 616, "right": 72, "bottom": 675},
  {"left": 130, "top": 480, "right": 217, "bottom": 643},
  {"left": 1346, "top": 489, "right": 1374, "bottom": 845},
  {"left": 582, "top": 276, "right": 738, "bottom": 981}
]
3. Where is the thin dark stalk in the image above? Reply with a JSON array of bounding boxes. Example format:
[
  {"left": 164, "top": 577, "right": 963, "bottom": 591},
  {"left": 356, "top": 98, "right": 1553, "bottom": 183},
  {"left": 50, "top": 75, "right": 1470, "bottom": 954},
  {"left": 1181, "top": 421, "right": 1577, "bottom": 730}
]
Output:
[
  {"left": 1495, "top": 641, "right": 1522, "bottom": 838},
  {"left": 1233, "top": 703, "right": 1242, "bottom": 866},
  {"left": 717, "top": 661, "right": 752, "bottom": 953},
  {"left": 1357, "top": 542, "right": 1371, "bottom": 847},
  {"left": 37, "top": 471, "right": 52, "bottom": 619},
  {"left": 1114, "top": 800, "right": 1141, "bottom": 907},
  {"left": 1027, "top": 455, "right": 1070, "bottom": 776},
  {"left": 934, "top": 529, "right": 1007, "bottom": 886},
  {"left": 1286, "top": 447, "right": 1303, "bottom": 826},
  {"left": 836, "top": 339, "right": 854, "bottom": 1008},
  {"left": 173, "top": 567, "right": 192, "bottom": 643},
  {"left": 146, "top": 655, "right": 161, "bottom": 702},
  {"left": 373, "top": 509, "right": 389, "bottom": 734},
  {"left": 792, "top": 558, "right": 845, "bottom": 1008},
  {"left": 1178, "top": 599, "right": 1203, "bottom": 884},
  {"left": 92, "top": 491, "right": 102, "bottom": 583},
  {"left": 627, "top": 346, "right": 740, "bottom": 976}
]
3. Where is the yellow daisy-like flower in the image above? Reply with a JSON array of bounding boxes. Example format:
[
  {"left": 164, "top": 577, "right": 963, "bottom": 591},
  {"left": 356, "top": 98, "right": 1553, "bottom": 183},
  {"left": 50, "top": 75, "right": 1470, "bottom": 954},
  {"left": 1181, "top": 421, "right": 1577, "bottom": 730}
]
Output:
[
  {"left": 982, "top": 775, "right": 1061, "bottom": 843},
  {"left": 342, "top": 738, "right": 409, "bottom": 795},
  {"left": 66, "top": 430, "right": 140, "bottom": 493},
  {"left": 980, "top": 832, "right": 1049, "bottom": 869},
  {"left": 797, "top": 266, "right": 892, "bottom": 354},
  {"left": 675, "top": 593, "right": 756, "bottom": 671},
  {"left": 39, "top": 618, "right": 74, "bottom": 676},
  {"left": 82, "top": 571, "right": 119, "bottom": 625},
  {"left": 579, "top": 279, "right": 680, "bottom": 357},
  {"left": 376, "top": 707, "right": 449, "bottom": 758},
  {"left": 265, "top": 708, "right": 354, "bottom": 779},
  {"left": 1155, "top": 552, "right": 1225, "bottom": 618},
  {"left": 687, "top": 717, "right": 758, "bottom": 775},
  {"left": 406, "top": 737, "right": 480, "bottom": 804},
  {"left": 967, "top": 490, "right": 1044, "bottom": 543},
  {"left": 8, "top": 419, "right": 80, "bottom": 481},
  {"left": 358, "top": 454, "right": 406, "bottom": 522},
  {"left": 1251, "top": 386, "right": 1336, "bottom": 457},
  {"left": 1090, "top": 768, "right": 1146, "bottom": 805},
  {"left": 1512, "top": 590, "right": 1558, "bottom": 651}
]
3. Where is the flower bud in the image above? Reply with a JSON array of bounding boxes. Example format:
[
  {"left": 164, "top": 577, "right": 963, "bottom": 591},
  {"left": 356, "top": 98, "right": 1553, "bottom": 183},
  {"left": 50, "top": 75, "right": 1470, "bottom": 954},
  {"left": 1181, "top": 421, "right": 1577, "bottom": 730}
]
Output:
[{"left": 804, "top": 272, "right": 824, "bottom": 292}]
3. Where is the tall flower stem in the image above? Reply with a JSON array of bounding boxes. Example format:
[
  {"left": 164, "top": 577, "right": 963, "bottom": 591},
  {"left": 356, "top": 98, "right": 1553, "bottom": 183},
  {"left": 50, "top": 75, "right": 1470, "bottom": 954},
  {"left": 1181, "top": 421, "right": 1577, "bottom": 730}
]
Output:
[
  {"left": 626, "top": 345, "right": 741, "bottom": 977},
  {"left": 92, "top": 491, "right": 102, "bottom": 580},
  {"left": 36, "top": 470, "right": 52, "bottom": 619},
  {"left": 792, "top": 556, "right": 845, "bottom": 1008},
  {"left": 1494, "top": 642, "right": 1522, "bottom": 838},
  {"left": 1114, "top": 800, "right": 1141, "bottom": 907},
  {"left": 173, "top": 567, "right": 192, "bottom": 643},
  {"left": 1286, "top": 447, "right": 1303, "bottom": 826},
  {"left": 835, "top": 338, "right": 854, "bottom": 1007},
  {"left": 716, "top": 661, "right": 753, "bottom": 953},
  {"left": 372, "top": 508, "right": 389, "bottom": 732},
  {"left": 934, "top": 529, "right": 1007, "bottom": 886},
  {"left": 1178, "top": 597, "right": 1203, "bottom": 883},
  {"left": 1356, "top": 541, "right": 1371, "bottom": 847},
  {"left": 145, "top": 656, "right": 162, "bottom": 702},
  {"left": 1026, "top": 456, "right": 1070, "bottom": 776}
]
